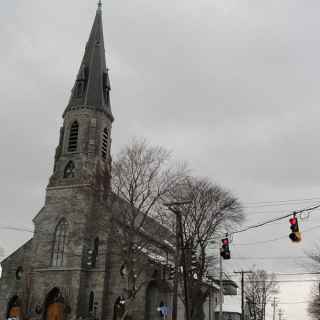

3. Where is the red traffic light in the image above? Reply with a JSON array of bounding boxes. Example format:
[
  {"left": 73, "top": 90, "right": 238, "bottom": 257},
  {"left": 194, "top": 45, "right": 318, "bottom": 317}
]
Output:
[
  {"left": 289, "top": 217, "right": 297, "bottom": 225},
  {"left": 289, "top": 215, "right": 301, "bottom": 243},
  {"left": 222, "top": 238, "right": 229, "bottom": 245},
  {"left": 221, "top": 237, "right": 231, "bottom": 260}
]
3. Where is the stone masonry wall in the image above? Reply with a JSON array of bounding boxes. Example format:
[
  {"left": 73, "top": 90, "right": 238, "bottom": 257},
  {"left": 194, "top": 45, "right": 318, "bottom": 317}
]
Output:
[{"left": 0, "top": 239, "right": 33, "bottom": 320}]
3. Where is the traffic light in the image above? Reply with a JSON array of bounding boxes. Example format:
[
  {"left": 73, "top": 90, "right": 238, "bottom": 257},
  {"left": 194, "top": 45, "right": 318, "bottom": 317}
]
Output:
[
  {"left": 190, "top": 249, "right": 198, "bottom": 272},
  {"left": 289, "top": 215, "right": 302, "bottom": 242},
  {"left": 220, "top": 237, "right": 231, "bottom": 260},
  {"left": 87, "top": 249, "right": 94, "bottom": 267},
  {"left": 168, "top": 265, "right": 175, "bottom": 280},
  {"left": 190, "top": 248, "right": 199, "bottom": 279}
]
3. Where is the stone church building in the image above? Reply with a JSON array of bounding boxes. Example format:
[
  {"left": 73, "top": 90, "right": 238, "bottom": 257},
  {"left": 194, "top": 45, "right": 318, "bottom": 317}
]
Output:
[{"left": 0, "top": 3, "right": 183, "bottom": 320}]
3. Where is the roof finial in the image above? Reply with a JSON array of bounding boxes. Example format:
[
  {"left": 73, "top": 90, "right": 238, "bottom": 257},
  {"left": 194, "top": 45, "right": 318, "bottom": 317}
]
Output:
[{"left": 97, "top": 0, "right": 102, "bottom": 10}]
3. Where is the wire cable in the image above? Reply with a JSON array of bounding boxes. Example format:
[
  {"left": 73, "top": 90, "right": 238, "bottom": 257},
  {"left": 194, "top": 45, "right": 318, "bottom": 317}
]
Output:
[
  {"left": 233, "top": 223, "right": 320, "bottom": 246},
  {"left": 229, "top": 203, "right": 320, "bottom": 236}
]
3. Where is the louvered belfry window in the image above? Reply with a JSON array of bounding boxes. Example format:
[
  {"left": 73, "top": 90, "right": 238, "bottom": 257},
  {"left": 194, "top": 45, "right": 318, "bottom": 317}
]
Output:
[
  {"left": 51, "top": 219, "right": 68, "bottom": 267},
  {"left": 68, "top": 121, "right": 79, "bottom": 152},
  {"left": 101, "top": 128, "right": 108, "bottom": 160}
]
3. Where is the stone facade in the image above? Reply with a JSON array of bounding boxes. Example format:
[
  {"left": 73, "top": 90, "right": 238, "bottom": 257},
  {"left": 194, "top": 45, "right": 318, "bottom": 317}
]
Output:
[
  {"left": 0, "top": 5, "right": 219, "bottom": 320},
  {"left": 0, "top": 5, "right": 175, "bottom": 320}
]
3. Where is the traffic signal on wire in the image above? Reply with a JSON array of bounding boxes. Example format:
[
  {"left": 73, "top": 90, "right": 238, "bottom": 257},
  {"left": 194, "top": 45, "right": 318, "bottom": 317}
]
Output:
[
  {"left": 289, "top": 214, "right": 301, "bottom": 242},
  {"left": 220, "top": 237, "right": 231, "bottom": 260}
]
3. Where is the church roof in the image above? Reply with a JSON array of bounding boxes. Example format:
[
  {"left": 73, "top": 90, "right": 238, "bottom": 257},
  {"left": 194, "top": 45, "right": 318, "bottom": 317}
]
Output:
[{"left": 64, "top": 3, "right": 114, "bottom": 121}]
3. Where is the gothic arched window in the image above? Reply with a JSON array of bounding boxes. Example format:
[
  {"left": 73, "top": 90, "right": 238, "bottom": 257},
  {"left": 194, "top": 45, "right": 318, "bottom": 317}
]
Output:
[
  {"left": 68, "top": 121, "right": 79, "bottom": 152},
  {"left": 88, "top": 291, "right": 94, "bottom": 313},
  {"left": 101, "top": 128, "right": 109, "bottom": 160},
  {"left": 64, "top": 161, "right": 75, "bottom": 178},
  {"left": 51, "top": 219, "right": 68, "bottom": 267}
]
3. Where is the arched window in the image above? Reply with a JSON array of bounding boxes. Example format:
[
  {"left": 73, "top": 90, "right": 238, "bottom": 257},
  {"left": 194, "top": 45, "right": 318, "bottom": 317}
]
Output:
[
  {"left": 101, "top": 128, "right": 108, "bottom": 160},
  {"left": 64, "top": 161, "right": 75, "bottom": 178},
  {"left": 51, "top": 219, "right": 68, "bottom": 267},
  {"left": 88, "top": 291, "right": 94, "bottom": 313},
  {"left": 15, "top": 266, "right": 23, "bottom": 280},
  {"left": 68, "top": 121, "right": 79, "bottom": 152}
]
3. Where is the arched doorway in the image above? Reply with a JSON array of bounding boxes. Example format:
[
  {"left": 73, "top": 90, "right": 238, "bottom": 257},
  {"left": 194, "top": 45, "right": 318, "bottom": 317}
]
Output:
[
  {"left": 113, "top": 296, "right": 126, "bottom": 320},
  {"left": 43, "top": 287, "right": 65, "bottom": 320},
  {"left": 145, "top": 281, "right": 170, "bottom": 320},
  {"left": 7, "top": 295, "right": 22, "bottom": 320}
]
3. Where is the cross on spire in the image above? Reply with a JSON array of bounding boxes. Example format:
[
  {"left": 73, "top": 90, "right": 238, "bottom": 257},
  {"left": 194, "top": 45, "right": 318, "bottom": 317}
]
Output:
[{"left": 98, "top": 0, "right": 102, "bottom": 9}]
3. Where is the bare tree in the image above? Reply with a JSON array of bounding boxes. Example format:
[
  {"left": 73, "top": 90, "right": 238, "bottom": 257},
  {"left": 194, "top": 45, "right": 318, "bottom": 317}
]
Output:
[
  {"left": 306, "top": 246, "right": 320, "bottom": 320},
  {"left": 245, "top": 269, "right": 278, "bottom": 320},
  {"left": 109, "top": 138, "right": 186, "bottom": 320},
  {"left": 165, "top": 176, "right": 244, "bottom": 320},
  {"left": 308, "top": 284, "right": 320, "bottom": 320}
]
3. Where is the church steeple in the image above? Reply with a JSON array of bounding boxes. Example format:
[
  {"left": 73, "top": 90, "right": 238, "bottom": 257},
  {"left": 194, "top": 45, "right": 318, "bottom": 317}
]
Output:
[
  {"left": 49, "top": 4, "right": 113, "bottom": 191},
  {"left": 64, "top": 4, "right": 113, "bottom": 122}
]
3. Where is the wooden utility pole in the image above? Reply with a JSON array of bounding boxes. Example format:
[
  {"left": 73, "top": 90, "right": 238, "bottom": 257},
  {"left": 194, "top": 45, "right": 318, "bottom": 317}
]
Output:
[
  {"left": 219, "top": 253, "right": 223, "bottom": 320},
  {"left": 164, "top": 201, "right": 192, "bottom": 320},
  {"left": 271, "top": 297, "right": 278, "bottom": 320},
  {"left": 172, "top": 213, "right": 180, "bottom": 320},
  {"left": 178, "top": 209, "right": 192, "bottom": 320},
  {"left": 234, "top": 271, "right": 252, "bottom": 320}
]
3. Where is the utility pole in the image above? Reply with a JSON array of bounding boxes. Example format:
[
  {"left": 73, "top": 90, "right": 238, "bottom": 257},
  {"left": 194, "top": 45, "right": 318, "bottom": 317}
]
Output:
[
  {"left": 164, "top": 201, "right": 192, "bottom": 320},
  {"left": 178, "top": 210, "right": 191, "bottom": 320},
  {"left": 234, "top": 271, "right": 252, "bottom": 320},
  {"left": 172, "top": 212, "right": 180, "bottom": 320},
  {"left": 271, "top": 297, "right": 278, "bottom": 320},
  {"left": 219, "top": 253, "right": 223, "bottom": 320},
  {"left": 209, "top": 279, "right": 212, "bottom": 320}
]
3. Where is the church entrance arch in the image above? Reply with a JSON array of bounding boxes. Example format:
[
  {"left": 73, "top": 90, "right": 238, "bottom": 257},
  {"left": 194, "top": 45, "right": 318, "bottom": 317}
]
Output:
[
  {"left": 7, "top": 295, "right": 22, "bottom": 320},
  {"left": 145, "top": 281, "right": 170, "bottom": 320},
  {"left": 43, "top": 287, "right": 65, "bottom": 320}
]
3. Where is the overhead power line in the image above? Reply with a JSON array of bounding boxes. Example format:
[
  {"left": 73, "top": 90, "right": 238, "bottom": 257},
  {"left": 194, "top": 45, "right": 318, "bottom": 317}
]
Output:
[
  {"left": 231, "top": 256, "right": 309, "bottom": 260},
  {"left": 233, "top": 223, "right": 320, "bottom": 246},
  {"left": 0, "top": 226, "right": 33, "bottom": 233},
  {"left": 229, "top": 271, "right": 320, "bottom": 276},
  {"left": 230, "top": 203, "right": 320, "bottom": 236},
  {"left": 243, "top": 197, "right": 320, "bottom": 206}
]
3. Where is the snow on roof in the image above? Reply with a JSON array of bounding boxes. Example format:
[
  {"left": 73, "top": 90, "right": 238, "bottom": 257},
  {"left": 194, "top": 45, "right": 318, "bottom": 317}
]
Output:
[{"left": 139, "top": 246, "right": 168, "bottom": 264}]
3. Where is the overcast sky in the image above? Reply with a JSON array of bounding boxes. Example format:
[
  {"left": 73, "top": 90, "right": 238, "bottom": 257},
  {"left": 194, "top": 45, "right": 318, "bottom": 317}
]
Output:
[{"left": 2, "top": 0, "right": 320, "bottom": 319}]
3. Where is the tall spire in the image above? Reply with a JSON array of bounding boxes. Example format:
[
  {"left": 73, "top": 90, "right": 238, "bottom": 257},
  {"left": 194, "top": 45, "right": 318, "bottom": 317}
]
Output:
[{"left": 64, "top": 4, "right": 113, "bottom": 121}]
